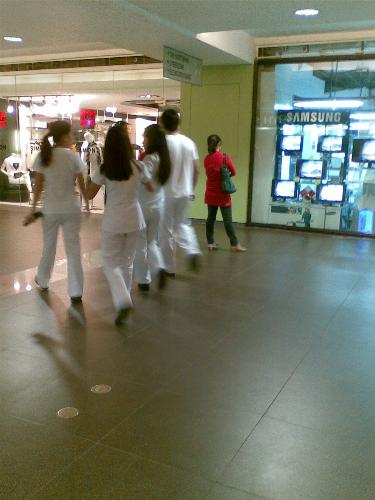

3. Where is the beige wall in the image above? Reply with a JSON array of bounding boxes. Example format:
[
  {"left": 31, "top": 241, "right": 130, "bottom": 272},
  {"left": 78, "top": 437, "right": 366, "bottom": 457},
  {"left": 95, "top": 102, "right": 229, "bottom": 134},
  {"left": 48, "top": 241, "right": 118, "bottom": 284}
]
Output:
[{"left": 180, "top": 65, "right": 253, "bottom": 223}]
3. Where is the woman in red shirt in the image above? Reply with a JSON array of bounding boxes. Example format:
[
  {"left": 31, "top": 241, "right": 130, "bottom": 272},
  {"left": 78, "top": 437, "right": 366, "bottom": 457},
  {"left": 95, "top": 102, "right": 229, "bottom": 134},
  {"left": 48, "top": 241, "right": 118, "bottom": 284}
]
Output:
[{"left": 204, "top": 135, "right": 246, "bottom": 252}]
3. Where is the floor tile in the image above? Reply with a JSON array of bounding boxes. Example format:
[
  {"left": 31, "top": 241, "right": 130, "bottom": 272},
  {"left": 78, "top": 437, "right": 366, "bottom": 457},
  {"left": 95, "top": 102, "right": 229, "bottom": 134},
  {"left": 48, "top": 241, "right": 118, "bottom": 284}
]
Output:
[
  {"left": 221, "top": 416, "right": 375, "bottom": 500},
  {"left": 102, "top": 390, "right": 260, "bottom": 480},
  {"left": 0, "top": 412, "right": 93, "bottom": 498},
  {"left": 35, "top": 444, "right": 212, "bottom": 499}
]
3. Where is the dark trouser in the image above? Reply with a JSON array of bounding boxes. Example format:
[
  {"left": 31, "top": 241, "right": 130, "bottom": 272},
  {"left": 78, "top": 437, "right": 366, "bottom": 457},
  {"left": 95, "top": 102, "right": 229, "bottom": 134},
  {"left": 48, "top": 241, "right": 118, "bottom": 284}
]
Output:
[{"left": 206, "top": 205, "right": 238, "bottom": 246}]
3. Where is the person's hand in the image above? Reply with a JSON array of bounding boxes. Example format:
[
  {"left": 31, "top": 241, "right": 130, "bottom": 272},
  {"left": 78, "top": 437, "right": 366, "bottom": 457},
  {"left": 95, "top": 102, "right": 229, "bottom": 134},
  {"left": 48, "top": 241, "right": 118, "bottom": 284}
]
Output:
[{"left": 23, "top": 212, "right": 35, "bottom": 226}]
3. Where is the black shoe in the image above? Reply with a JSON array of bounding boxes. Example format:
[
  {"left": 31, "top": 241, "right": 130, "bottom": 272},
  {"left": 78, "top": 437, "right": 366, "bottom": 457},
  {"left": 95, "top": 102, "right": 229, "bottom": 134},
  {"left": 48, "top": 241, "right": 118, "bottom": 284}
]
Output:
[
  {"left": 188, "top": 254, "right": 201, "bottom": 272},
  {"left": 34, "top": 277, "right": 48, "bottom": 292},
  {"left": 157, "top": 269, "right": 168, "bottom": 290},
  {"left": 71, "top": 296, "right": 82, "bottom": 304},
  {"left": 138, "top": 283, "right": 150, "bottom": 292},
  {"left": 166, "top": 272, "right": 175, "bottom": 278},
  {"left": 115, "top": 307, "right": 132, "bottom": 326}
]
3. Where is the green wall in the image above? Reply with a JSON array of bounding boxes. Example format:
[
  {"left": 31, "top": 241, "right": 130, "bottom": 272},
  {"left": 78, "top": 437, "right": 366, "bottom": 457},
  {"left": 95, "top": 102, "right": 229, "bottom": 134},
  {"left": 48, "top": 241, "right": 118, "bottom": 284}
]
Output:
[{"left": 180, "top": 65, "right": 253, "bottom": 223}]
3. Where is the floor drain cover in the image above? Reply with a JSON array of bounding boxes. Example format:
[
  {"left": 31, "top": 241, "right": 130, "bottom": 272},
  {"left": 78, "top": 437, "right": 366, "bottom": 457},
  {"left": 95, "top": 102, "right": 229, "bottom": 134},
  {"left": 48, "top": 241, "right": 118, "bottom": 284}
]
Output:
[
  {"left": 91, "top": 384, "right": 112, "bottom": 394},
  {"left": 57, "top": 407, "right": 79, "bottom": 419}
]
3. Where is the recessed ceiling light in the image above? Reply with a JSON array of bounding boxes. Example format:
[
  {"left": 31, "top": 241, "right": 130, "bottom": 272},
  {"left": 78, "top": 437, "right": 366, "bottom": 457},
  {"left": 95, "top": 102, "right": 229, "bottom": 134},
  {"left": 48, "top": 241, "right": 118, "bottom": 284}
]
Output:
[
  {"left": 3, "top": 36, "right": 23, "bottom": 42},
  {"left": 294, "top": 8, "right": 319, "bottom": 17}
]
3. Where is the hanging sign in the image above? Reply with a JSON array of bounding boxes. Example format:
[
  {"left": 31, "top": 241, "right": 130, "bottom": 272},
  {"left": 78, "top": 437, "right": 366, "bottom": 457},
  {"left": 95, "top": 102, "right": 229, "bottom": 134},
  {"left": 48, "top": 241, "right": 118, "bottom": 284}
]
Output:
[
  {"left": 0, "top": 112, "right": 6, "bottom": 127},
  {"left": 278, "top": 110, "right": 349, "bottom": 125},
  {"left": 80, "top": 109, "right": 96, "bottom": 127},
  {"left": 163, "top": 46, "right": 202, "bottom": 85}
]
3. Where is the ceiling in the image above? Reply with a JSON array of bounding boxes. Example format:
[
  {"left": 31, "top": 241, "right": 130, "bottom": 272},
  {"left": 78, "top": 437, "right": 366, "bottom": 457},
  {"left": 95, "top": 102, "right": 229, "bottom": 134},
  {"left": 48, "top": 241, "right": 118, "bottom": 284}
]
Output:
[
  {"left": 1, "top": 0, "right": 375, "bottom": 113},
  {"left": 2, "top": 0, "right": 375, "bottom": 65}
]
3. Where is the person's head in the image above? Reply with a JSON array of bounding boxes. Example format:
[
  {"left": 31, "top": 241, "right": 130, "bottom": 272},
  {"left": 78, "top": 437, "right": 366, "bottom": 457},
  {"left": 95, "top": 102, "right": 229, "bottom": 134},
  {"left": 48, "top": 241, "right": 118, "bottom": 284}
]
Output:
[
  {"left": 207, "top": 134, "right": 222, "bottom": 154},
  {"left": 144, "top": 124, "right": 171, "bottom": 185},
  {"left": 84, "top": 131, "right": 94, "bottom": 143},
  {"left": 41, "top": 120, "right": 72, "bottom": 166},
  {"left": 101, "top": 122, "right": 134, "bottom": 181},
  {"left": 160, "top": 108, "right": 179, "bottom": 133}
]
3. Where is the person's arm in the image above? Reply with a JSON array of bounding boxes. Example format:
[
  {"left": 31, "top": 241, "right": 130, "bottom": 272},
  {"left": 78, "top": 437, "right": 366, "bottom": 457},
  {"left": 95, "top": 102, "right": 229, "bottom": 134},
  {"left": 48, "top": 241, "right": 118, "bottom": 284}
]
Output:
[
  {"left": 77, "top": 173, "right": 90, "bottom": 210},
  {"left": 136, "top": 158, "right": 154, "bottom": 193},
  {"left": 193, "top": 159, "right": 199, "bottom": 189},
  {"left": 86, "top": 179, "right": 101, "bottom": 200},
  {"left": 226, "top": 154, "right": 236, "bottom": 177},
  {"left": 24, "top": 172, "right": 44, "bottom": 224}
]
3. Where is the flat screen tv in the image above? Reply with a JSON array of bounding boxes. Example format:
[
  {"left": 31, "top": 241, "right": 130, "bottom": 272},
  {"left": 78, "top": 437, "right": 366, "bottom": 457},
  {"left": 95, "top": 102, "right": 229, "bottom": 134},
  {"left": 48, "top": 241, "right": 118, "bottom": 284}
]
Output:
[
  {"left": 318, "top": 184, "right": 345, "bottom": 203},
  {"left": 281, "top": 135, "right": 302, "bottom": 153},
  {"left": 352, "top": 138, "right": 375, "bottom": 162},
  {"left": 297, "top": 159, "right": 327, "bottom": 180},
  {"left": 271, "top": 180, "right": 297, "bottom": 199},
  {"left": 317, "top": 136, "right": 344, "bottom": 153}
]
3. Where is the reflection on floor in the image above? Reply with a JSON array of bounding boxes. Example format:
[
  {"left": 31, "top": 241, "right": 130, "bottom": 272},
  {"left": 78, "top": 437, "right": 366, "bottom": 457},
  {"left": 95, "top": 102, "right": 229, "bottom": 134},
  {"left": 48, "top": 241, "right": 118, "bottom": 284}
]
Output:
[{"left": 2, "top": 205, "right": 375, "bottom": 499}]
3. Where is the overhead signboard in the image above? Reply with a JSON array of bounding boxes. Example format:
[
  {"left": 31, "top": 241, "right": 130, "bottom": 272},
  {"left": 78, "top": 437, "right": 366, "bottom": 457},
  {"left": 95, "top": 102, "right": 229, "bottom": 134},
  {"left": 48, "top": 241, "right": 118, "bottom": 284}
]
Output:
[
  {"left": 278, "top": 110, "right": 349, "bottom": 125},
  {"left": 80, "top": 109, "right": 96, "bottom": 128},
  {"left": 163, "top": 46, "right": 202, "bottom": 85},
  {"left": 0, "top": 112, "right": 6, "bottom": 127}
]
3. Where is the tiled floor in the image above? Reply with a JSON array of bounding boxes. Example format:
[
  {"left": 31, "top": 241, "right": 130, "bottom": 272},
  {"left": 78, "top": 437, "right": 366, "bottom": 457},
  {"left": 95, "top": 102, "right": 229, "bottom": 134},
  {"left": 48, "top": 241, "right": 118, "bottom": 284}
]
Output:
[{"left": 1, "top": 205, "right": 375, "bottom": 499}]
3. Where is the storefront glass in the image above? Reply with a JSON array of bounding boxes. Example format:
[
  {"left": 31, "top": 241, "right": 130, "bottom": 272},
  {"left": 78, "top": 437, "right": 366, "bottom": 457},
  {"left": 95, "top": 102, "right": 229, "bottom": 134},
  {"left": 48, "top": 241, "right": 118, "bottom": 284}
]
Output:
[{"left": 251, "top": 58, "right": 375, "bottom": 235}]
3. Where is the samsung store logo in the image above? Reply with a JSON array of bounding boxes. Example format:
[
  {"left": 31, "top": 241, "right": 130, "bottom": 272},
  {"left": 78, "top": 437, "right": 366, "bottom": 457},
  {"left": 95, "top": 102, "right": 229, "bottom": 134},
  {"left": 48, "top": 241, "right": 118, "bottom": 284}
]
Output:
[{"left": 278, "top": 111, "right": 349, "bottom": 125}]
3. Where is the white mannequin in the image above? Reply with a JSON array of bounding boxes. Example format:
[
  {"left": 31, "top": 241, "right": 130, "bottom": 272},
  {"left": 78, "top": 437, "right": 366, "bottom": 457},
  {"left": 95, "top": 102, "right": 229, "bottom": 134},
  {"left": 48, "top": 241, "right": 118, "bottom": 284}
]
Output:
[
  {"left": 81, "top": 131, "right": 104, "bottom": 210},
  {"left": 1, "top": 153, "right": 32, "bottom": 195}
]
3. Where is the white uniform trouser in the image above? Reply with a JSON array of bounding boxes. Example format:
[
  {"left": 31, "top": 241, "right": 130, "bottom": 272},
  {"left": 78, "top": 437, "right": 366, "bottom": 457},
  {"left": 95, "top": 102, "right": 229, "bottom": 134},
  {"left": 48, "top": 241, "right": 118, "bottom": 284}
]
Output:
[
  {"left": 36, "top": 213, "right": 83, "bottom": 297},
  {"left": 134, "top": 205, "right": 164, "bottom": 284},
  {"left": 102, "top": 230, "right": 139, "bottom": 311},
  {"left": 161, "top": 196, "right": 201, "bottom": 274}
]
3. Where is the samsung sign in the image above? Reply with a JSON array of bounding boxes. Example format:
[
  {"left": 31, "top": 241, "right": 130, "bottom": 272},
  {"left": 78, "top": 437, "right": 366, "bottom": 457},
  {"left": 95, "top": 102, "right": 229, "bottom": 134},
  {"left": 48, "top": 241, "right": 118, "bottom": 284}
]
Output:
[{"left": 278, "top": 110, "right": 349, "bottom": 125}]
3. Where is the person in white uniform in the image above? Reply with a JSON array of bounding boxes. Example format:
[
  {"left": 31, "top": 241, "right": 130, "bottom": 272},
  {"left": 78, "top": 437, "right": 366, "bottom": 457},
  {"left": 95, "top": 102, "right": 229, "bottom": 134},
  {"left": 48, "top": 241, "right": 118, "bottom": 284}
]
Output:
[
  {"left": 160, "top": 109, "right": 201, "bottom": 275},
  {"left": 86, "top": 122, "right": 152, "bottom": 325},
  {"left": 133, "top": 124, "right": 171, "bottom": 291},
  {"left": 24, "top": 121, "right": 88, "bottom": 304}
]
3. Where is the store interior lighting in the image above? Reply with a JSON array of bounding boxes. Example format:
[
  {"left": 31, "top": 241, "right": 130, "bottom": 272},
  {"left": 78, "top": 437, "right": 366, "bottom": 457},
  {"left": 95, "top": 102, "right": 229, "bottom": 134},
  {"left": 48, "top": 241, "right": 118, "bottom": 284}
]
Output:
[
  {"left": 350, "top": 112, "right": 375, "bottom": 120},
  {"left": 294, "top": 9, "right": 319, "bottom": 17},
  {"left": 294, "top": 99, "right": 364, "bottom": 109}
]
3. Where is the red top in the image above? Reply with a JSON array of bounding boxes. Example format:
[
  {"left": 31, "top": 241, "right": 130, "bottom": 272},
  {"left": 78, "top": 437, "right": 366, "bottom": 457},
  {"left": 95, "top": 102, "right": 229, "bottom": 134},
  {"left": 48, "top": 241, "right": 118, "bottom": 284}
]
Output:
[{"left": 204, "top": 151, "right": 236, "bottom": 207}]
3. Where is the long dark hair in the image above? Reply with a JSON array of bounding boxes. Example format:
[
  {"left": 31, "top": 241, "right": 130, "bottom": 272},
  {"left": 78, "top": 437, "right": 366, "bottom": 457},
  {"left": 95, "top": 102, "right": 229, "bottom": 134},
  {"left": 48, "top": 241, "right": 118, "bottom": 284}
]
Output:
[
  {"left": 144, "top": 124, "right": 171, "bottom": 185},
  {"left": 101, "top": 123, "right": 133, "bottom": 181},
  {"left": 207, "top": 134, "right": 222, "bottom": 154},
  {"left": 41, "top": 120, "right": 71, "bottom": 166}
]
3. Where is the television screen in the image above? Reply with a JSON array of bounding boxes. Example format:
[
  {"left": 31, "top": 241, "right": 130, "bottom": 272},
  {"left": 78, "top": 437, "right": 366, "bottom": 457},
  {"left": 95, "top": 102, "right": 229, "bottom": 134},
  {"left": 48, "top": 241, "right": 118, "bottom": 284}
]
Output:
[
  {"left": 282, "top": 124, "right": 302, "bottom": 136},
  {"left": 299, "top": 182, "right": 317, "bottom": 201},
  {"left": 352, "top": 139, "right": 375, "bottom": 162},
  {"left": 318, "top": 136, "right": 344, "bottom": 153},
  {"left": 319, "top": 184, "right": 345, "bottom": 203},
  {"left": 272, "top": 180, "right": 297, "bottom": 199},
  {"left": 281, "top": 135, "right": 301, "bottom": 152},
  {"left": 297, "top": 159, "right": 326, "bottom": 179}
]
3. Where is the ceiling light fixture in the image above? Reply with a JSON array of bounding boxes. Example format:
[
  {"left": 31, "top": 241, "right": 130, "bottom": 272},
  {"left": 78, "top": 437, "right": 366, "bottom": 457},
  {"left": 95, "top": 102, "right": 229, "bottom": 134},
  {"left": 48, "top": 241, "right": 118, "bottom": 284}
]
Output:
[
  {"left": 294, "top": 8, "right": 319, "bottom": 17},
  {"left": 294, "top": 99, "right": 364, "bottom": 109},
  {"left": 3, "top": 35, "right": 23, "bottom": 42}
]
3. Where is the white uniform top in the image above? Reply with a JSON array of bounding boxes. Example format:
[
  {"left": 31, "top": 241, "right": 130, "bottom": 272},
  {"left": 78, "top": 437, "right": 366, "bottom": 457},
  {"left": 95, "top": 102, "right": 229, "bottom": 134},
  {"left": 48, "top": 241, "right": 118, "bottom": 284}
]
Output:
[
  {"left": 92, "top": 161, "right": 148, "bottom": 234},
  {"left": 1, "top": 155, "right": 26, "bottom": 175},
  {"left": 164, "top": 133, "right": 198, "bottom": 199},
  {"left": 33, "top": 148, "right": 86, "bottom": 214},
  {"left": 137, "top": 153, "right": 164, "bottom": 209}
]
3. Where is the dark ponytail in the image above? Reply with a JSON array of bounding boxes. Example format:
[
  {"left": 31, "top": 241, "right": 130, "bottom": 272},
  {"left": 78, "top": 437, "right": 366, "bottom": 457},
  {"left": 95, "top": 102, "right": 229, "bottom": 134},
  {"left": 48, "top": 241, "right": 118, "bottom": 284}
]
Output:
[
  {"left": 144, "top": 124, "right": 171, "bottom": 186},
  {"left": 40, "top": 120, "right": 71, "bottom": 166},
  {"left": 207, "top": 134, "right": 222, "bottom": 154}
]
